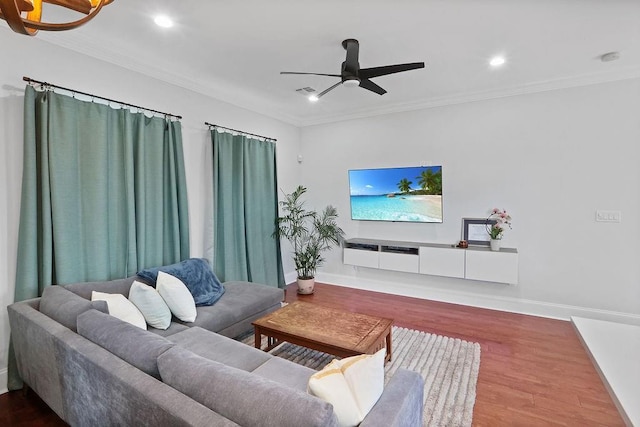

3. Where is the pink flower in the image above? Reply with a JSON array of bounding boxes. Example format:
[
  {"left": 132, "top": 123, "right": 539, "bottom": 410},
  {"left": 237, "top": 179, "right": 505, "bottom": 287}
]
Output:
[{"left": 487, "top": 207, "right": 513, "bottom": 238}]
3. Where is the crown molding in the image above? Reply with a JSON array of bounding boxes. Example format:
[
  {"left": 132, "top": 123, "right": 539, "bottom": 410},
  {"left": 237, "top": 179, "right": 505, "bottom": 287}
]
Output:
[
  {"left": 35, "top": 32, "right": 640, "bottom": 129},
  {"left": 36, "top": 32, "right": 303, "bottom": 126},
  {"left": 298, "top": 66, "right": 640, "bottom": 126}
]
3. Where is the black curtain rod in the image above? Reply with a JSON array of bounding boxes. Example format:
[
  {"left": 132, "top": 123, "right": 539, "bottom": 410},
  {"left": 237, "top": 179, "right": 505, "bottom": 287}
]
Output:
[
  {"left": 205, "top": 122, "right": 276, "bottom": 141},
  {"left": 23, "top": 77, "right": 182, "bottom": 120}
]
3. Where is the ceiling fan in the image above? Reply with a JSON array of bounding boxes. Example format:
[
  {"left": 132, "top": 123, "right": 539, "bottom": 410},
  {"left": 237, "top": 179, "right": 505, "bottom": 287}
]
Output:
[{"left": 281, "top": 38, "right": 425, "bottom": 100}]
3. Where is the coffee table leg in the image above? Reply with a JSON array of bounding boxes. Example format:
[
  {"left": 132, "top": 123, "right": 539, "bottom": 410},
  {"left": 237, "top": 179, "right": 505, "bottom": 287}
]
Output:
[
  {"left": 254, "top": 327, "right": 262, "bottom": 350},
  {"left": 386, "top": 330, "right": 392, "bottom": 363}
]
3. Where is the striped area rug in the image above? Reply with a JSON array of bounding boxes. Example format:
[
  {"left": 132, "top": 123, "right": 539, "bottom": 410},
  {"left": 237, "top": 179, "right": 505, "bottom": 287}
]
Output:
[{"left": 244, "top": 326, "right": 481, "bottom": 427}]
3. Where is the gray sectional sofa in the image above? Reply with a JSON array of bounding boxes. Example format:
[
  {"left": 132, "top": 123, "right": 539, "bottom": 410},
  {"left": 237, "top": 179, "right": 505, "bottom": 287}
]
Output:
[{"left": 8, "top": 276, "right": 424, "bottom": 426}]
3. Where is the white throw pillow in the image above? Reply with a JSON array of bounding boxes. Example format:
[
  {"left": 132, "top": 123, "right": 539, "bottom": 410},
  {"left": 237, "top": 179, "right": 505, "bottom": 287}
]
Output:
[
  {"left": 308, "top": 348, "right": 386, "bottom": 427},
  {"left": 128, "top": 280, "right": 172, "bottom": 330},
  {"left": 91, "top": 291, "right": 147, "bottom": 330},
  {"left": 156, "top": 271, "right": 197, "bottom": 322},
  {"left": 307, "top": 360, "right": 362, "bottom": 427},
  {"left": 339, "top": 348, "right": 386, "bottom": 416}
]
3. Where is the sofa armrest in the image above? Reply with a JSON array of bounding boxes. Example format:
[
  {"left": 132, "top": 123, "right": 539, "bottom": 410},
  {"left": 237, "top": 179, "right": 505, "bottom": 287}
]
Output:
[
  {"left": 58, "top": 331, "right": 238, "bottom": 427},
  {"left": 7, "top": 300, "right": 70, "bottom": 419},
  {"left": 359, "top": 368, "right": 424, "bottom": 427}
]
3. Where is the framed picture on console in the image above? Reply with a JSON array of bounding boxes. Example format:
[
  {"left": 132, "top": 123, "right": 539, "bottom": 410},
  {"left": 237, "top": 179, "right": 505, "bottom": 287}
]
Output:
[{"left": 462, "top": 218, "right": 496, "bottom": 246}]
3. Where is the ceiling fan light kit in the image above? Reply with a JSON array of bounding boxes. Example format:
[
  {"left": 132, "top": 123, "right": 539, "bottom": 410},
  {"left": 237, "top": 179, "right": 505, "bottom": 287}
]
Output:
[
  {"left": 281, "top": 38, "right": 425, "bottom": 100},
  {"left": 0, "top": 0, "right": 113, "bottom": 36}
]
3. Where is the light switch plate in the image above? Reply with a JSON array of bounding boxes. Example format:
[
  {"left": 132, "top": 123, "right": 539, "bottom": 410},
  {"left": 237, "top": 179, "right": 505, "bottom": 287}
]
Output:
[{"left": 596, "top": 210, "right": 621, "bottom": 223}]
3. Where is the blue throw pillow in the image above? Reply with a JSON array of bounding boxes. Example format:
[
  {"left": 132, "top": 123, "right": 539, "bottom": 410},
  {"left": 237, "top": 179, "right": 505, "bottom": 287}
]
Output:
[{"left": 137, "top": 258, "right": 225, "bottom": 307}]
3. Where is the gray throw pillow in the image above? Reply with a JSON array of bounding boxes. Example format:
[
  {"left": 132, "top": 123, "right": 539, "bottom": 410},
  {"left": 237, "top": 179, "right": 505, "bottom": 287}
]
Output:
[
  {"left": 40, "top": 285, "right": 108, "bottom": 332},
  {"left": 157, "top": 346, "right": 338, "bottom": 427},
  {"left": 77, "top": 309, "right": 174, "bottom": 379}
]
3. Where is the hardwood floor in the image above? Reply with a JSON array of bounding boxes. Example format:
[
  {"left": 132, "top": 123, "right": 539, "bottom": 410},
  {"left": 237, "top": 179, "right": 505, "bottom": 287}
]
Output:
[
  {"left": 0, "top": 282, "right": 624, "bottom": 426},
  {"left": 0, "top": 389, "right": 66, "bottom": 427},
  {"left": 285, "top": 283, "right": 624, "bottom": 426}
]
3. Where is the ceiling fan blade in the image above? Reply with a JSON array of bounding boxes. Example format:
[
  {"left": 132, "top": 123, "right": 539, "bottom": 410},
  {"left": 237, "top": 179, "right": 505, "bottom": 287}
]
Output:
[
  {"left": 280, "top": 72, "right": 341, "bottom": 77},
  {"left": 44, "top": 0, "right": 93, "bottom": 15},
  {"left": 359, "top": 79, "right": 387, "bottom": 95},
  {"left": 342, "top": 38, "right": 360, "bottom": 75},
  {"left": 359, "top": 62, "right": 425, "bottom": 79},
  {"left": 317, "top": 81, "right": 343, "bottom": 98}
]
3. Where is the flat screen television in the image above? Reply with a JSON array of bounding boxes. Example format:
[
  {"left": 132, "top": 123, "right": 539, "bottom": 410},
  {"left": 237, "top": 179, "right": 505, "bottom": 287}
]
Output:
[{"left": 348, "top": 165, "right": 443, "bottom": 223}]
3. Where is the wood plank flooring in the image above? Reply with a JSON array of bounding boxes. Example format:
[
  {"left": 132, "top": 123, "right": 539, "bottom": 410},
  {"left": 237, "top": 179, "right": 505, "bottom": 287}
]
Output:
[
  {"left": 285, "top": 283, "right": 624, "bottom": 426},
  {"left": 0, "top": 282, "right": 624, "bottom": 426}
]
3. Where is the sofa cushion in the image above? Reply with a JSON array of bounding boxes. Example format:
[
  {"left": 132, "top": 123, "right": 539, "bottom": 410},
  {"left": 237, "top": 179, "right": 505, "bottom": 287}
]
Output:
[
  {"left": 91, "top": 291, "right": 147, "bottom": 330},
  {"left": 158, "top": 346, "right": 339, "bottom": 427},
  {"left": 40, "top": 285, "right": 108, "bottom": 332},
  {"left": 138, "top": 258, "right": 225, "bottom": 306},
  {"left": 128, "top": 280, "right": 172, "bottom": 330},
  {"left": 167, "top": 327, "right": 270, "bottom": 371},
  {"left": 184, "top": 281, "right": 283, "bottom": 334},
  {"left": 148, "top": 322, "right": 190, "bottom": 337},
  {"left": 251, "top": 356, "right": 315, "bottom": 391},
  {"left": 63, "top": 276, "right": 137, "bottom": 299},
  {"left": 77, "top": 309, "right": 174, "bottom": 379},
  {"left": 156, "top": 271, "right": 197, "bottom": 322}
]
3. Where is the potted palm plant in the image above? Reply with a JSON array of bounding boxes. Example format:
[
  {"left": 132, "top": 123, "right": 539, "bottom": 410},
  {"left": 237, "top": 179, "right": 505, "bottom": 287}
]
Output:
[{"left": 274, "top": 185, "right": 344, "bottom": 294}]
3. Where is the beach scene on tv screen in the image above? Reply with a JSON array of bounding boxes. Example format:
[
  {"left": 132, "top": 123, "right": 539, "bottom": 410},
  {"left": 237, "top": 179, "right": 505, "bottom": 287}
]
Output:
[{"left": 349, "top": 166, "right": 443, "bottom": 223}]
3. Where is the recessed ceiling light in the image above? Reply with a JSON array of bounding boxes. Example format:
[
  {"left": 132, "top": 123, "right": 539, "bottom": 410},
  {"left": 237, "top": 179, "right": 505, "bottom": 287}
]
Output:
[
  {"left": 308, "top": 94, "right": 319, "bottom": 102},
  {"left": 489, "top": 56, "right": 506, "bottom": 67},
  {"left": 154, "top": 15, "right": 174, "bottom": 28}
]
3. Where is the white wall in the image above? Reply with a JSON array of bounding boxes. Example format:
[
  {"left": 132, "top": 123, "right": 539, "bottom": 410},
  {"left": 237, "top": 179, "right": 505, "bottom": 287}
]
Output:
[
  {"left": 0, "top": 29, "right": 301, "bottom": 392},
  {"left": 2, "top": 27, "right": 639, "bottom": 394},
  {"left": 300, "top": 79, "right": 640, "bottom": 322}
]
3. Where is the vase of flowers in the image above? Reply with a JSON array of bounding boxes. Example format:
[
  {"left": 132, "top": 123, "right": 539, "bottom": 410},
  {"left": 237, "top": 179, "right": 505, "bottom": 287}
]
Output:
[{"left": 486, "top": 208, "right": 512, "bottom": 251}]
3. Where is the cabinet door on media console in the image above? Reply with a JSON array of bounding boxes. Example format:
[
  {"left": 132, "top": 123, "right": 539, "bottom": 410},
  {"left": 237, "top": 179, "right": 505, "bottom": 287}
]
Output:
[
  {"left": 343, "top": 248, "right": 379, "bottom": 269},
  {"left": 418, "top": 246, "right": 465, "bottom": 278},
  {"left": 465, "top": 249, "right": 518, "bottom": 284},
  {"left": 379, "top": 251, "right": 419, "bottom": 273}
]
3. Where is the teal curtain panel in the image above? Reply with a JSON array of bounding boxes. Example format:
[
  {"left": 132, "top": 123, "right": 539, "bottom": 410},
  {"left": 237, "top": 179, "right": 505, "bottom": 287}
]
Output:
[
  {"left": 14, "top": 86, "right": 190, "bottom": 301},
  {"left": 211, "top": 129, "right": 284, "bottom": 288}
]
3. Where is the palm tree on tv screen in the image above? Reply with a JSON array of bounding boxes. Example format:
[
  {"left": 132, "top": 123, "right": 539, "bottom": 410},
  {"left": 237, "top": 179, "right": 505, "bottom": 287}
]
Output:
[
  {"left": 397, "top": 178, "right": 412, "bottom": 194},
  {"left": 417, "top": 169, "right": 443, "bottom": 195},
  {"left": 418, "top": 169, "right": 434, "bottom": 192}
]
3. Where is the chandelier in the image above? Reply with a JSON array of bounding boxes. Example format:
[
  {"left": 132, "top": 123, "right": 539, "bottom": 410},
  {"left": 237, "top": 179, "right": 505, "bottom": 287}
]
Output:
[{"left": 0, "top": 0, "right": 113, "bottom": 36}]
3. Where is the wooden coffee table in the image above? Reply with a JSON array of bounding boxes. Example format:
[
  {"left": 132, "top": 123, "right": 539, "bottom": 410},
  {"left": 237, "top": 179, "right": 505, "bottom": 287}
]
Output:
[{"left": 252, "top": 301, "right": 393, "bottom": 362}]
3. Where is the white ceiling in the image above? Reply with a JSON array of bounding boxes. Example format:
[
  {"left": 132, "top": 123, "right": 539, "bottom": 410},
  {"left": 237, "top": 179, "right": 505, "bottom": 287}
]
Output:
[{"left": 35, "top": 0, "right": 640, "bottom": 126}]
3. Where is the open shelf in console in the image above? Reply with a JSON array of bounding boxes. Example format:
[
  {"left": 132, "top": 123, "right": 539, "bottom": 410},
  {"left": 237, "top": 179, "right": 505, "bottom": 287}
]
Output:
[
  {"left": 344, "top": 241, "right": 379, "bottom": 252},
  {"left": 380, "top": 245, "right": 419, "bottom": 255}
]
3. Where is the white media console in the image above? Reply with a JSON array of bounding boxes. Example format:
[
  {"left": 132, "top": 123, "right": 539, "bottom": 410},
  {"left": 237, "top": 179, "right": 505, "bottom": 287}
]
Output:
[{"left": 343, "top": 238, "right": 518, "bottom": 285}]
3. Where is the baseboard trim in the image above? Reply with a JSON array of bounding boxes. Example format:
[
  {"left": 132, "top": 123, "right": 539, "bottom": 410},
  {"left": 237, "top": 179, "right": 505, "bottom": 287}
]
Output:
[
  {"left": 0, "top": 367, "right": 8, "bottom": 395},
  {"left": 284, "top": 272, "right": 297, "bottom": 285},
  {"left": 314, "top": 272, "right": 640, "bottom": 325}
]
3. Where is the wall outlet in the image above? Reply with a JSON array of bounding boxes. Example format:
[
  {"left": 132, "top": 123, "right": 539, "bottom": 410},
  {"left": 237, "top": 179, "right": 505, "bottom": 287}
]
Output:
[{"left": 595, "top": 210, "right": 621, "bottom": 223}]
